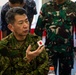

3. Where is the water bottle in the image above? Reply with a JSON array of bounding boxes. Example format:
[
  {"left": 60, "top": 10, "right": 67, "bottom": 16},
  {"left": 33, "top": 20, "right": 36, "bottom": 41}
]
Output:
[{"left": 48, "top": 66, "right": 55, "bottom": 75}]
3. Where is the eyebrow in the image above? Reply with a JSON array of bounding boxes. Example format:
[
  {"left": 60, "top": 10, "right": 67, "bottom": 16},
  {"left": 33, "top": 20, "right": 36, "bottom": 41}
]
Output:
[{"left": 18, "top": 18, "right": 28, "bottom": 22}]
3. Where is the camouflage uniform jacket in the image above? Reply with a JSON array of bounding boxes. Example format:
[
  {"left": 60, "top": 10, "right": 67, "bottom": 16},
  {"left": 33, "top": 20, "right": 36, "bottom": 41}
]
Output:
[
  {"left": 35, "top": 0, "right": 76, "bottom": 52},
  {"left": 35, "top": 0, "right": 76, "bottom": 67},
  {"left": 0, "top": 33, "right": 49, "bottom": 75}
]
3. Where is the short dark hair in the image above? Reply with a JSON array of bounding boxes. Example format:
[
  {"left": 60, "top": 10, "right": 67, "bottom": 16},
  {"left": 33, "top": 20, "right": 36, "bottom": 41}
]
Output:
[
  {"left": 9, "top": 0, "right": 24, "bottom": 4},
  {"left": 6, "top": 7, "right": 27, "bottom": 24}
]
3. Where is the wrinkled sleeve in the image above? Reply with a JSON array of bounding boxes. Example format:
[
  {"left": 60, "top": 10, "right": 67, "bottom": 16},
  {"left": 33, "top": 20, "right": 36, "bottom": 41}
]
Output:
[
  {"left": 0, "top": 39, "right": 9, "bottom": 75},
  {"left": 0, "top": 38, "right": 9, "bottom": 57},
  {"left": 0, "top": 39, "right": 7, "bottom": 49},
  {"left": 34, "top": 5, "right": 46, "bottom": 37}
]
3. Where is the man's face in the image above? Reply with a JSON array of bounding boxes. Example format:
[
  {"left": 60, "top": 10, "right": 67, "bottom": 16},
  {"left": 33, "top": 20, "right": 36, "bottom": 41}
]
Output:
[{"left": 10, "top": 14, "right": 29, "bottom": 37}]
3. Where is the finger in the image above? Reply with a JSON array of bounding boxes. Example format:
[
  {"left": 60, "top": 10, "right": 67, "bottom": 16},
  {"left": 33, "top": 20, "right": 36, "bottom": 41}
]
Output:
[
  {"left": 26, "top": 45, "right": 31, "bottom": 52},
  {"left": 37, "top": 46, "right": 45, "bottom": 53},
  {"left": 37, "top": 45, "right": 45, "bottom": 50},
  {"left": 37, "top": 46, "right": 42, "bottom": 50},
  {"left": 39, "top": 46, "right": 45, "bottom": 52}
]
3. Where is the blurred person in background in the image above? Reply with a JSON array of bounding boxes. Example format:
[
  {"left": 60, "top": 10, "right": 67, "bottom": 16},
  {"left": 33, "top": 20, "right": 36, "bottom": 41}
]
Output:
[
  {"left": 35, "top": 0, "right": 76, "bottom": 75},
  {"left": 1, "top": 0, "right": 37, "bottom": 38}
]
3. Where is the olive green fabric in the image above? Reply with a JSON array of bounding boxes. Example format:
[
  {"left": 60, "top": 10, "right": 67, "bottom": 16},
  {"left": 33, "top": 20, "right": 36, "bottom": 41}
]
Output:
[
  {"left": 0, "top": 33, "right": 49, "bottom": 75},
  {"left": 35, "top": 0, "right": 76, "bottom": 69}
]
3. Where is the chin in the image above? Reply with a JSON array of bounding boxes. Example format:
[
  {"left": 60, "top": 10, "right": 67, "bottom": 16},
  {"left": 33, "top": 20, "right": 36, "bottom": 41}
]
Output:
[{"left": 23, "top": 33, "right": 28, "bottom": 36}]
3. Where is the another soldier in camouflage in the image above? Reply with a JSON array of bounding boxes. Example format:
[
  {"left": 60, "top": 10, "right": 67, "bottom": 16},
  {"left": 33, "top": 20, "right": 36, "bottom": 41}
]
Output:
[
  {"left": 0, "top": 7, "right": 49, "bottom": 75},
  {"left": 35, "top": 0, "right": 76, "bottom": 75}
]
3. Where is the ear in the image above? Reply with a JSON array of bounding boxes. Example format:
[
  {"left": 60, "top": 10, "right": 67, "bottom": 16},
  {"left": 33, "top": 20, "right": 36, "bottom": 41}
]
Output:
[{"left": 7, "top": 24, "right": 14, "bottom": 32}]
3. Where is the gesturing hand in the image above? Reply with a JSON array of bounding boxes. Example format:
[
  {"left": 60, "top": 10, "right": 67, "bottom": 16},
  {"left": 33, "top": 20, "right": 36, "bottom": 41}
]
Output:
[{"left": 25, "top": 45, "right": 45, "bottom": 62}]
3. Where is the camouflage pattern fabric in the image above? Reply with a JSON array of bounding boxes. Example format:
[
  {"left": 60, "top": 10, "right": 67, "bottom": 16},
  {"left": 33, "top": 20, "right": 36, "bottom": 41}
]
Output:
[
  {"left": 35, "top": 0, "right": 76, "bottom": 71},
  {"left": 0, "top": 33, "right": 49, "bottom": 75}
]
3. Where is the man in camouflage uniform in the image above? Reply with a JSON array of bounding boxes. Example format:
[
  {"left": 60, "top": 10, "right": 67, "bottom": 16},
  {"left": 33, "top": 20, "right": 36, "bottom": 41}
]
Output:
[
  {"left": 35, "top": 0, "right": 76, "bottom": 75},
  {"left": 0, "top": 7, "right": 49, "bottom": 75}
]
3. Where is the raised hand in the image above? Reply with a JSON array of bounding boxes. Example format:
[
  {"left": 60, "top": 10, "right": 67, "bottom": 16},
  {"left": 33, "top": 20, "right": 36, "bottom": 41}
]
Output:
[{"left": 25, "top": 45, "right": 45, "bottom": 62}]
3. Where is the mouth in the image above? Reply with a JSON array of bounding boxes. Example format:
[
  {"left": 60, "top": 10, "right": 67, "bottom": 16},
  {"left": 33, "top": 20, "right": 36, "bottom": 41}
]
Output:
[{"left": 23, "top": 30, "right": 29, "bottom": 33}]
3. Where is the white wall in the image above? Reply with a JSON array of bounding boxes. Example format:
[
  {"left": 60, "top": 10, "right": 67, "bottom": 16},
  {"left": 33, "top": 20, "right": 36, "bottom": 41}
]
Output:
[
  {"left": 31, "top": 0, "right": 42, "bottom": 29},
  {"left": 0, "top": 0, "right": 8, "bottom": 6},
  {"left": 71, "top": 0, "right": 76, "bottom": 2}
]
